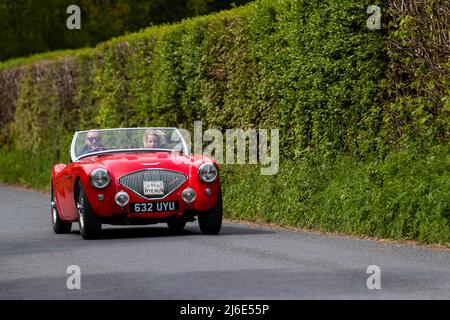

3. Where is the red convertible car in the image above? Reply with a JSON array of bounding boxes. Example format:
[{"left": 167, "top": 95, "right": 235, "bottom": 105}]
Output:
[{"left": 51, "top": 128, "right": 222, "bottom": 239}]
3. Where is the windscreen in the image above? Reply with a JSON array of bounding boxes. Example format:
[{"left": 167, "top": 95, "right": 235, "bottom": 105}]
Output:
[{"left": 72, "top": 128, "right": 185, "bottom": 161}]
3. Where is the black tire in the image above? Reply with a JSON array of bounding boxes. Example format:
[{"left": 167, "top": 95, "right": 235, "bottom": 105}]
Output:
[
  {"left": 77, "top": 184, "right": 102, "bottom": 240},
  {"left": 167, "top": 219, "right": 186, "bottom": 233},
  {"left": 51, "top": 182, "right": 72, "bottom": 234},
  {"left": 198, "top": 190, "right": 223, "bottom": 235}
]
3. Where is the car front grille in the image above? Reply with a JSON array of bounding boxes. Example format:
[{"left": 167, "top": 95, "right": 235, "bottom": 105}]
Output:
[{"left": 118, "top": 169, "right": 187, "bottom": 200}]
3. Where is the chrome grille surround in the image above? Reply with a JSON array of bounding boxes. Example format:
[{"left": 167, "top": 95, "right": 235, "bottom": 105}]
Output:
[{"left": 118, "top": 169, "right": 187, "bottom": 200}]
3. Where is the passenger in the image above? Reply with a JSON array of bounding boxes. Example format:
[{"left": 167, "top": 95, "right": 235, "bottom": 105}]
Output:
[{"left": 143, "top": 129, "right": 164, "bottom": 149}]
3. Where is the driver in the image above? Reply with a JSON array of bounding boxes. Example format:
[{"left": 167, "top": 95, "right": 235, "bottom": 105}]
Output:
[{"left": 82, "top": 130, "right": 106, "bottom": 154}]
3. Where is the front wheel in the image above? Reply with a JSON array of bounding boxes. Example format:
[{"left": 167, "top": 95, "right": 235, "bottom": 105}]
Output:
[
  {"left": 77, "top": 184, "right": 102, "bottom": 240},
  {"left": 198, "top": 190, "right": 223, "bottom": 235},
  {"left": 51, "top": 182, "right": 72, "bottom": 234}
]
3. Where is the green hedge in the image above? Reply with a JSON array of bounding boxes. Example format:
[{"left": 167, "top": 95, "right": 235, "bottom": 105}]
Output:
[
  {"left": 2, "top": 0, "right": 390, "bottom": 159},
  {"left": 223, "top": 144, "right": 450, "bottom": 244},
  {"left": 0, "top": 0, "right": 449, "bottom": 245}
]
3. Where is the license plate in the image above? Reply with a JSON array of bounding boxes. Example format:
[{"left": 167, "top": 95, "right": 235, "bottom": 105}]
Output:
[
  {"left": 130, "top": 201, "right": 179, "bottom": 213},
  {"left": 143, "top": 181, "right": 164, "bottom": 196}
]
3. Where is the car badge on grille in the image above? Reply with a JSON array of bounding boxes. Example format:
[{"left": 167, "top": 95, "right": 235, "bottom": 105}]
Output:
[{"left": 143, "top": 181, "right": 164, "bottom": 196}]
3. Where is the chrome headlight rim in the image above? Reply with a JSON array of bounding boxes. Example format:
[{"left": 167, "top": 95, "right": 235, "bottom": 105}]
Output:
[
  {"left": 90, "top": 168, "right": 110, "bottom": 189},
  {"left": 198, "top": 163, "right": 218, "bottom": 183}
]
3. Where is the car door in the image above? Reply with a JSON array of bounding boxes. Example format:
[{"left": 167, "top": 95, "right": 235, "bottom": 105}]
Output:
[{"left": 58, "top": 163, "right": 77, "bottom": 221}]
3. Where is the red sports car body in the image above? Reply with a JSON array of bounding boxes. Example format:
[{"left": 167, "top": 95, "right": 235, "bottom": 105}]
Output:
[{"left": 51, "top": 128, "right": 222, "bottom": 239}]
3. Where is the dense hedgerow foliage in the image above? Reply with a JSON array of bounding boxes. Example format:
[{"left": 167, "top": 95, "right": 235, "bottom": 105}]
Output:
[
  {"left": 222, "top": 144, "right": 450, "bottom": 244},
  {"left": 0, "top": 0, "right": 448, "bottom": 245}
]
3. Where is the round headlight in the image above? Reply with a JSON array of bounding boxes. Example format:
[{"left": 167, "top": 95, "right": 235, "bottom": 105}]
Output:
[
  {"left": 198, "top": 163, "right": 218, "bottom": 183},
  {"left": 90, "top": 168, "right": 110, "bottom": 189}
]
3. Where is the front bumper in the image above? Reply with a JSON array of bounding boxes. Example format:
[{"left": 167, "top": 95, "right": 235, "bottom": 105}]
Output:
[{"left": 83, "top": 180, "right": 220, "bottom": 220}]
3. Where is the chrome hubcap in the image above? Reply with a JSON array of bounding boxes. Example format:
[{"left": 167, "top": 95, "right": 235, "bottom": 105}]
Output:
[
  {"left": 77, "top": 198, "right": 85, "bottom": 230},
  {"left": 51, "top": 201, "right": 57, "bottom": 224}
]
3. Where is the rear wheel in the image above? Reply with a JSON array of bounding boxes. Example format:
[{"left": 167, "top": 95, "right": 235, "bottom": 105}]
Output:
[
  {"left": 198, "top": 190, "right": 223, "bottom": 235},
  {"left": 51, "top": 182, "right": 72, "bottom": 234},
  {"left": 77, "top": 184, "right": 102, "bottom": 240}
]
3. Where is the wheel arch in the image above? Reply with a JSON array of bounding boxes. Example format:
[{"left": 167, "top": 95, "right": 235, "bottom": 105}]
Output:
[{"left": 74, "top": 176, "right": 81, "bottom": 204}]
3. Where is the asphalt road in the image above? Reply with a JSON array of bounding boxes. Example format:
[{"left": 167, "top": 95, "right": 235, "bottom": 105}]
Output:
[{"left": 1, "top": 184, "right": 450, "bottom": 299}]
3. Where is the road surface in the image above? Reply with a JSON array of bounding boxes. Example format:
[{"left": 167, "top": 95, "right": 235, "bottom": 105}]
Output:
[{"left": 1, "top": 185, "right": 449, "bottom": 299}]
